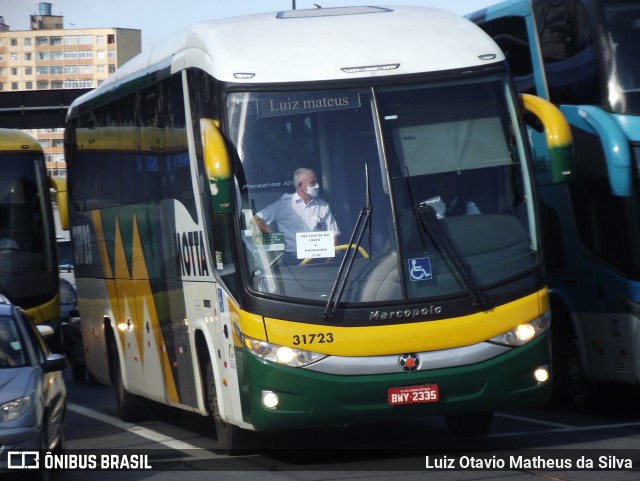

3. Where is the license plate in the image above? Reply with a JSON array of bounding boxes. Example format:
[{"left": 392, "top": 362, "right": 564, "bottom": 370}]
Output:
[{"left": 388, "top": 384, "right": 439, "bottom": 405}]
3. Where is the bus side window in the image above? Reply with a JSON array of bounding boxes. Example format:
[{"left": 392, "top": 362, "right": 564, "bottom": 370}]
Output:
[{"left": 478, "top": 16, "right": 536, "bottom": 96}]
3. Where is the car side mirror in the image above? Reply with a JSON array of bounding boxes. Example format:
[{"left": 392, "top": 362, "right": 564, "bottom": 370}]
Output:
[{"left": 43, "top": 353, "right": 67, "bottom": 373}]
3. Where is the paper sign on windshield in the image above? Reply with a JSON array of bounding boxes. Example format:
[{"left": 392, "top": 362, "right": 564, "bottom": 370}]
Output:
[{"left": 296, "top": 232, "right": 335, "bottom": 259}]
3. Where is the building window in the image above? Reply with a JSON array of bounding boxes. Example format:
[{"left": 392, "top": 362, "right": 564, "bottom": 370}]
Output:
[
  {"left": 63, "top": 79, "right": 94, "bottom": 88},
  {"left": 108, "top": 64, "right": 116, "bottom": 74},
  {"left": 10, "top": 53, "right": 18, "bottom": 61},
  {"left": 11, "top": 82, "right": 18, "bottom": 90},
  {"left": 25, "top": 67, "right": 32, "bottom": 75},
  {"left": 24, "top": 38, "right": 32, "bottom": 46},
  {"left": 50, "top": 36, "right": 62, "bottom": 45},
  {"left": 107, "top": 34, "right": 115, "bottom": 44},
  {"left": 37, "top": 81, "right": 49, "bottom": 89},
  {"left": 36, "top": 36, "right": 47, "bottom": 46},
  {"left": 10, "top": 38, "right": 17, "bottom": 46},
  {"left": 37, "top": 66, "right": 49, "bottom": 75},
  {"left": 64, "top": 65, "right": 93, "bottom": 75},
  {"left": 96, "top": 36, "right": 104, "bottom": 44},
  {"left": 26, "top": 81, "right": 33, "bottom": 89},
  {"left": 52, "top": 81, "right": 63, "bottom": 89},
  {"left": 25, "top": 52, "right": 32, "bottom": 61},
  {"left": 10, "top": 68, "right": 17, "bottom": 76}
]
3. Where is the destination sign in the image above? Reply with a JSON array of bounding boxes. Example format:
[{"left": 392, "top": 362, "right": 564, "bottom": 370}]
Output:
[{"left": 257, "top": 90, "right": 361, "bottom": 118}]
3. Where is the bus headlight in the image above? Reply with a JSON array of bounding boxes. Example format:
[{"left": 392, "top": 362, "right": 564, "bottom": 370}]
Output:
[
  {"left": 243, "top": 335, "right": 326, "bottom": 367},
  {"left": 489, "top": 311, "right": 551, "bottom": 347}
]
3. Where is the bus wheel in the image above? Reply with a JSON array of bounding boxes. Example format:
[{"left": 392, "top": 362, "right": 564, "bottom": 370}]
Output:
[
  {"left": 110, "top": 337, "right": 143, "bottom": 422},
  {"left": 205, "top": 359, "right": 252, "bottom": 454},
  {"left": 551, "top": 322, "right": 596, "bottom": 409},
  {"left": 563, "top": 335, "right": 597, "bottom": 409},
  {"left": 445, "top": 411, "right": 493, "bottom": 437}
]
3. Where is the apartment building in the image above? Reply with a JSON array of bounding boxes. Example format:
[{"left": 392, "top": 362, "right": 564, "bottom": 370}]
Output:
[{"left": 0, "top": 3, "right": 141, "bottom": 176}]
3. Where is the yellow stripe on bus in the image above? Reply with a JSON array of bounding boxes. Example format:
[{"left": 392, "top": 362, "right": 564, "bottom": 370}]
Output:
[
  {"left": 130, "top": 214, "right": 179, "bottom": 404},
  {"left": 257, "top": 288, "right": 548, "bottom": 357}
]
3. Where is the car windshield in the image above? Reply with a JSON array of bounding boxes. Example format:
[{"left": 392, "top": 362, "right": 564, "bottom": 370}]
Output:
[
  {"left": 227, "top": 75, "right": 538, "bottom": 305},
  {"left": 0, "top": 316, "right": 26, "bottom": 368}
]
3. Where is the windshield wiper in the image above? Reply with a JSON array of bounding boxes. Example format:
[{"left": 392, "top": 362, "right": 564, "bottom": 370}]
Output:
[
  {"left": 416, "top": 202, "right": 492, "bottom": 309},
  {"left": 324, "top": 163, "right": 372, "bottom": 319},
  {"left": 403, "top": 167, "right": 490, "bottom": 309}
]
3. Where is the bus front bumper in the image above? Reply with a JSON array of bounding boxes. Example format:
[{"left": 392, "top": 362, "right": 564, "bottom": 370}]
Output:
[{"left": 240, "top": 333, "right": 551, "bottom": 432}]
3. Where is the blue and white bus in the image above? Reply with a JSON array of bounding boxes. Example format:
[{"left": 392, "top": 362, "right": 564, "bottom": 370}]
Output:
[{"left": 471, "top": 0, "right": 640, "bottom": 406}]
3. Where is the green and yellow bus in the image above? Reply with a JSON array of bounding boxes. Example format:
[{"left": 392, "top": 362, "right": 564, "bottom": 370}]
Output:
[
  {"left": 0, "top": 128, "right": 61, "bottom": 350},
  {"left": 63, "top": 6, "right": 571, "bottom": 451}
]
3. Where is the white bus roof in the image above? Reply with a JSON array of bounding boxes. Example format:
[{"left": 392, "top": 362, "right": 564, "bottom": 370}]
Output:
[{"left": 75, "top": 6, "right": 504, "bottom": 108}]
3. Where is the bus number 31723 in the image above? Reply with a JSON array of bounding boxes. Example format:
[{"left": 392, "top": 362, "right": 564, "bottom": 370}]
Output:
[{"left": 292, "top": 333, "right": 335, "bottom": 345}]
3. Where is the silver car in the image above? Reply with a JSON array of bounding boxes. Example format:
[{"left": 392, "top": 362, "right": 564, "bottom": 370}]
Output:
[{"left": 0, "top": 295, "right": 67, "bottom": 473}]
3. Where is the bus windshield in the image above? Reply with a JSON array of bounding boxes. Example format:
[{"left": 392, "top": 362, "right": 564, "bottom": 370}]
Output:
[
  {"left": 600, "top": 1, "right": 640, "bottom": 112},
  {"left": 227, "top": 75, "right": 538, "bottom": 305},
  {"left": 0, "top": 154, "right": 54, "bottom": 301}
]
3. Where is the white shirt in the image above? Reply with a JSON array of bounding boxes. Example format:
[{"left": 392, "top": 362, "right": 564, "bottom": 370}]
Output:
[{"left": 256, "top": 193, "right": 340, "bottom": 252}]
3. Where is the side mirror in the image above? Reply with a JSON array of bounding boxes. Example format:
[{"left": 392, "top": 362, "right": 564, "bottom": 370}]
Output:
[
  {"left": 50, "top": 176, "right": 69, "bottom": 230},
  {"left": 43, "top": 353, "right": 68, "bottom": 373},
  {"left": 200, "top": 119, "right": 233, "bottom": 214},
  {"left": 37, "top": 324, "right": 56, "bottom": 338},
  {"left": 520, "top": 93, "right": 573, "bottom": 184}
]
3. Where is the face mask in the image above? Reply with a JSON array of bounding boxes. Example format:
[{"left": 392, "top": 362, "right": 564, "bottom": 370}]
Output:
[{"left": 306, "top": 184, "right": 320, "bottom": 198}]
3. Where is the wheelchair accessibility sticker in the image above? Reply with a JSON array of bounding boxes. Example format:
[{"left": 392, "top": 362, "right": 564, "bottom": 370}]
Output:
[{"left": 408, "top": 257, "right": 433, "bottom": 281}]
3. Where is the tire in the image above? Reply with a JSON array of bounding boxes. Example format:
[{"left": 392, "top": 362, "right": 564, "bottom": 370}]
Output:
[
  {"left": 110, "top": 336, "right": 144, "bottom": 422},
  {"left": 71, "top": 357, "right": 87, "bottom": 382},
  {"left": 562, "top": 334, "right": 598, "bottom": 409},
  {"left": 445, "top": 411, "right": 493, "bottom": 437},
  {"left": 47, "top": 323, "right": 64, "bottom": 354},
  {"left": 551, "top": 321, "right": 597, "bottom": 409},
  {"left": 204, "top": 358, "right": 253, "bottom": 454}
]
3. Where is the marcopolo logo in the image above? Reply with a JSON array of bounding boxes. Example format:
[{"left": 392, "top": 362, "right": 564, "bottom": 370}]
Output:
[
  {"left": 8, "top": 451, "right": 40, "bottom": 469},
  {"left": 369, "top": 305, "right": 443, "bottom": 321}
]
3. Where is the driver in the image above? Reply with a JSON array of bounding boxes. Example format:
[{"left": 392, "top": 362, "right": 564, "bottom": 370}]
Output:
[{"left": 252, "top": 168, "right": 340, "bottom": 261}]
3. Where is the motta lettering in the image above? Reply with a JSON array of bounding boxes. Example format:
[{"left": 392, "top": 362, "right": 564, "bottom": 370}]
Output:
[
  {"left": 370, "top": 305, "right": 442, "bottom": 321},
  {"left": 175, "top": 231, "right": 210, "bottom": 277},
  {"left": 268, "top": 96, "right": 351, "bottom": 113}
]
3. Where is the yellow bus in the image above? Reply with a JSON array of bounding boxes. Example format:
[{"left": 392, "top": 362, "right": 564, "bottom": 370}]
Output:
[
  {"left": 62, "top": 6, "right": 572, "bottom": 452},
  {"left": 0, "top": 128, "right": 61, "bottom": 350}
]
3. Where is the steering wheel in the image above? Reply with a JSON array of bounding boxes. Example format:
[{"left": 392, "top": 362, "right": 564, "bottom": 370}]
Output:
[{"left": 299, "top": 244, "right": 370, "bottom": 265}]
